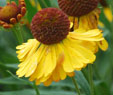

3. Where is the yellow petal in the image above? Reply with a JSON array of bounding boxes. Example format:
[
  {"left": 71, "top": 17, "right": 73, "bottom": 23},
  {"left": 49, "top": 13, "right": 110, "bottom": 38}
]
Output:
[
  {"left": 69, "top": 29, "right": 104, "bottom": 41},
  {"left": 63, "top": 38, "right": 96, "bottom": 64},
  {"left": 58, "top": 65, "right": 66, "bottom": 80},
  {"left": 104, "top": 7, "right": 113, "bottom": 22},
  {"left": 52, "top": 68, "right": 60, "bottom": 82},
  {"left": 97, "top": 39, "right": 108, "bottom": 51},
  {"left": 58, "top": 44, "right": 74, "bottom": 72},
  {"left": 17, "top": 44, "right": 45, "bottom": 78},
  {"left": 44, "top": 78, "right": 52, "bottom": 86},
  {"left": 29, "top": 45, "right": 47, "bottom": 80},
  {"left": 43, "top": 45, "right": 56, "bottom": 77},
  {"left": 16, "top": 39, "right": 39, "bottom": 61}
]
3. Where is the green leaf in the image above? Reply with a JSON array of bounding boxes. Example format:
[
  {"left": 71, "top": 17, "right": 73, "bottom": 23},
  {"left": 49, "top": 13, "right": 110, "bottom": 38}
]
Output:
[
  {"left": 94, "top": 81, "right": 111, "bottom": 95},
  {"left": 0, "top": 89, "right": 84, "bottom": 95},
  {"left": 38, "top": 0, "right": 49, "bottom": 8},
  {"left": 75, "top": 71, "right": 90, "bottom": 95},
  {"left": 5, "top": 63, "right": 18, "bottom": 69},
  {"left": 0, "top": 89, "right": 35, "bottom": 95},
  {"left": 0, "top": 70, "right": 32, "bottom": 86},
  {"left": 48, "top": 0, "right": 59, "bottom": 7},
  {"left": 24, "top": 0, "right": 37, "bottom": 22},
  {"left": 0, "top": 63, "right": 18, "bottom": 71},
  {"left": 0, "top": 77, "right": 29, "bottom": 85}
]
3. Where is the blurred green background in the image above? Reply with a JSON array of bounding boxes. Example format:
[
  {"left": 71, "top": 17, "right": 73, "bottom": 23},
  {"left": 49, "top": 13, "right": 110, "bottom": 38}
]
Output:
[{"left": 0, "top": 0, "right": 113, "bottom": 95}]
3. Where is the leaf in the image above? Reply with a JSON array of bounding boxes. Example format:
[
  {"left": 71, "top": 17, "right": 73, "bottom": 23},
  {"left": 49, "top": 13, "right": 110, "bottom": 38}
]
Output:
[
  {"left": 0, "top": 62, "right": 18, "bottom": 71},
  {"left": 0, "top": 89, "right": 35, "bottom": 95},
  {"left": 5, "top": 63, "right": 18, "bottom": 69},
  {"left": 24, "top": 0, "right": 37, "bottom": 22},
  {"left": 0, "top": 77, "right": 29, "bottom": 85},
  {"left": 75, "top": 71, "right": 90, "bottom": 95},
  {"left": 94, "top": 81, "right": 111, "bottom": 95},
  {"left": 0, "top": 89, "right": 84, "bottom": 95},
  {"left": 48, "top": 0, "right": 59, "bottom": 7},
  {"left": 94, "top": 51, "right": 112, "bottom": 86},
  {"left": 38, "top": 0, "right": 49, "bottom": 8},
  {"left": 0, "top": 70, "right": 32, "bottom": 86}
]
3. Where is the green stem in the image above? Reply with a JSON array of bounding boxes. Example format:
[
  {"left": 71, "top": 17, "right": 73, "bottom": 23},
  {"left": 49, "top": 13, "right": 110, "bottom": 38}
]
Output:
[
  {"left": 12, "top": 24, "right": 24, "bottom": 44},
  {"left": 32, "top": 82, "right": 40, "bottom": 95},
  {"left": 88, "top": 64, "right": 94, "bottom": 95},
  {"left": 71, "top": 77, "right": 81, "bottom": 95}
]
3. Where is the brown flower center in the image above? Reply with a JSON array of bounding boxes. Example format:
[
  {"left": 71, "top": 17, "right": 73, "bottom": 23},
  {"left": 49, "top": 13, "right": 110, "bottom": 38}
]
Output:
[
  {"left": 58, "top": 0, "right": 99, "bottom": 17},
  {"left": 31, "top": 8, "right": 70, "bottom": 45},
  {"left": 0, "top": 4, "right": 20, "bottom": 23}
]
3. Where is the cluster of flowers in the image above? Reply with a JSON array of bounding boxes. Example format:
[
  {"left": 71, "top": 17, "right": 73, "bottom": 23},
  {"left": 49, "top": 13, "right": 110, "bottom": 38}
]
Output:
[{"left": 0, "top": 0, "right": 109, "bottom": 86}]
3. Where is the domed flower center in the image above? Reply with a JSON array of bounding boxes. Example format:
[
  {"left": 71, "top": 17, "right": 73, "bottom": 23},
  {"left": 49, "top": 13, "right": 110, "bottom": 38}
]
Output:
[
  {"left": 58, "top": 0, "right": 99, "bottom": 17},
  {"left": 0, "top": 4, "right": 20, "bottom": 23},
  {"left": 31, "top": 8, "right": 70, "bottom": 45}
]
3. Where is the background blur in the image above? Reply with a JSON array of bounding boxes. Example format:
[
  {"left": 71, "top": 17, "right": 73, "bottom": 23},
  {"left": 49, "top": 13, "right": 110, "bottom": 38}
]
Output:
[{"left": 0, "top": 0, "right": 113, "bottom": 95}]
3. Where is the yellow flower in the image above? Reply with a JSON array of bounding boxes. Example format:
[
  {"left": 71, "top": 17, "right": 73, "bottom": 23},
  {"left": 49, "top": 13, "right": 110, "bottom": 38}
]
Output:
[
  {"left": 69, "top": 8, "right": 100, "bottom": 30},
  {"left": 60, "top": 0, "right": 109, "bottom": 53},
  {"left": 16, "top": 8, "right": 104, "bottom": 86}
]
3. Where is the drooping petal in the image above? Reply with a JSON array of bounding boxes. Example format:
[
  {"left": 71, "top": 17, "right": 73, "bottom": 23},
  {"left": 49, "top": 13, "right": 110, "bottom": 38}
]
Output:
[
  {"left": 16, "top": 44, "right": 45, "bottom": 77},
  {"left": 16, "top": 39, "right": 40, "bottom": 61},
  {"left": 43, "top": 45, "right": 57, "bottom": 77},
  {"left": 58, "top": 43, "right": 74, "bottom": 72},
  {"left": 97, "top": 39, "right": 108, "bottom": 51},
  {"left": 69, "top": 29, "right": 104, "bottom": 41},
  {"left": 29, "top": 45, "right": 48, "bottom": 81},
  {"left": 63, "top": 38, "right": 96, "bottom": 64}
]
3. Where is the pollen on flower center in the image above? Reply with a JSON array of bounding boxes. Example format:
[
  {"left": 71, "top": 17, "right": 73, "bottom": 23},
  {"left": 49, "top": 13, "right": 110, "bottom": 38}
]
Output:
[
  {"left": 31, "top": 8, "right": 70, "bottom": 45},
  {"left": 58, "top": 0, "right": 99, "bottom": 17},
  {"left": 0, "top": 4, "right": 20, "bottom": 23}
]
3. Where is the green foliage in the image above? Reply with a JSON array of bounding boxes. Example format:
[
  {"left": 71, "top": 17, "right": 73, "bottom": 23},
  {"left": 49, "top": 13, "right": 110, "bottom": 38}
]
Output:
[{"left": 0, "top": 0, "right": 113, "bottom": 95}]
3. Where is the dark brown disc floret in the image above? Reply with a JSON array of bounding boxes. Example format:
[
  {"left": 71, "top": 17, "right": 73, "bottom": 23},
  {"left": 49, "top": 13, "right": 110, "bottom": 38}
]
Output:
[
  {"left": 58, "top": 0, "right": 99, "bottom": 17},
  {"left": 31, "top": 8, "right": 70, "bottom": 45}
]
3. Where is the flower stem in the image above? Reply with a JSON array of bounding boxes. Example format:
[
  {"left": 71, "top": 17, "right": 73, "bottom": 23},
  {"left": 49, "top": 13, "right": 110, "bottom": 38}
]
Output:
[
  {"left": 33, "top": 82, "right": 40, "bottom": 95},
  {"left": 12, "top": 24, "right": 24, "bottom": 44},
  {"left": 88, "top": 64, "right": 94, "bottom": 95},
  {"left": 71, "top": 77, "right": 81, "bottom": 95}
]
